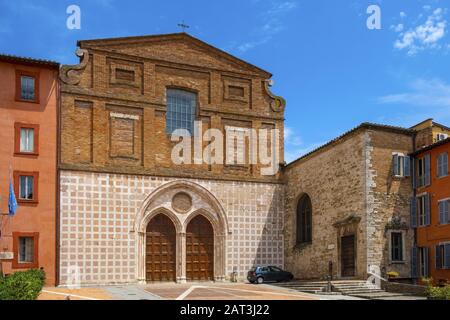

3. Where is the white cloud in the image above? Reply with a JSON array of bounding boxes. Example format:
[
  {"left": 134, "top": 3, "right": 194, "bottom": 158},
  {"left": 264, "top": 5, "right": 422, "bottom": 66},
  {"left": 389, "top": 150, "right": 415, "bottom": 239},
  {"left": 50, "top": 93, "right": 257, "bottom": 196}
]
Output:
[
  {"left": 283, "top": 127, "right": 326, "bottom": 163},
  {"left": 236, "top": 1, "right": 298, "bottom": 53},
  {"left": 391, "top": 23, "right": 404, "bottom": 32},
  {"left": 400, "top": 11, "right": 407, "bottom": 18},
  {"left": 394, "top": 8, "right": 447, "bottom": 55},
  {"left": 379, "top": 78, "right": 450, "bottom": 108},
  {"left": 285, "top": 127, "right": 303, "bottom": 146}
]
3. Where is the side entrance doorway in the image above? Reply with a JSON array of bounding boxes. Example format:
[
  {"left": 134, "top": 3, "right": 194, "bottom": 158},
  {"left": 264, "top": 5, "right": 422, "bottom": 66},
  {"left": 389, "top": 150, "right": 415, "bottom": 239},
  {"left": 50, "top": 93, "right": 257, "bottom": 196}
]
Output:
[{"left": 341, "top": 235, "right": 356, "bottom": 277}]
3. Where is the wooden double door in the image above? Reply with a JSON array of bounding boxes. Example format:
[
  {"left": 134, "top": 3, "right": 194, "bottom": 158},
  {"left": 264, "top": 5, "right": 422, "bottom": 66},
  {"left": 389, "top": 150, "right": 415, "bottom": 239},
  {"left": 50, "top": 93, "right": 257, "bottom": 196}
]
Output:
[{"left": 145, "top": 214, "right": 214, "bottom": 282}]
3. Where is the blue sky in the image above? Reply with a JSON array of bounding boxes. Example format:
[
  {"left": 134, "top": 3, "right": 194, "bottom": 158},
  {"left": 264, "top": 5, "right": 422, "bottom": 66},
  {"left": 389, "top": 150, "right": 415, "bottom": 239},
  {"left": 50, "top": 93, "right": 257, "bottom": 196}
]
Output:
[{"left": 1, "top": 0, "right": 449, "bottom": 162}]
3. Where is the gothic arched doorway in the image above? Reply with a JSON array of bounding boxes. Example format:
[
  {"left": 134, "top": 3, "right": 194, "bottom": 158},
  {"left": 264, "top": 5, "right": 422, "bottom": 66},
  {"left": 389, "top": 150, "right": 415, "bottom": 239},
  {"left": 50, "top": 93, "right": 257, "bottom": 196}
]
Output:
[
  {"left": 186, "top": 215, "right": 214, "bottom": 281},
  {"left": 145, "top": 214, "right": 176, "bottom": 282}
]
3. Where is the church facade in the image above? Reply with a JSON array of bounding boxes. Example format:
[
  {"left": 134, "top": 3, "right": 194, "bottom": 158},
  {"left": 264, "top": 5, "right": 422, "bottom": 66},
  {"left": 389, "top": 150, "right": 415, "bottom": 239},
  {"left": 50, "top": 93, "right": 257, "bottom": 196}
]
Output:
[{"left": 58, "top": 33, "right": 285, "bottom": 285}]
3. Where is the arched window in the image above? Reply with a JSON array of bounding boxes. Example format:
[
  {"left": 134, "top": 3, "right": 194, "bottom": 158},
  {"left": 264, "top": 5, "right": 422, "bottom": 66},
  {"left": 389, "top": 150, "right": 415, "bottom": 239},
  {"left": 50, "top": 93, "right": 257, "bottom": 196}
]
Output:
[
  {"left": 166, "top": 89, "right": 197, "bottom": 135},
  {"left": 296, "top": 194, "right": 312, "bottom": 244}
]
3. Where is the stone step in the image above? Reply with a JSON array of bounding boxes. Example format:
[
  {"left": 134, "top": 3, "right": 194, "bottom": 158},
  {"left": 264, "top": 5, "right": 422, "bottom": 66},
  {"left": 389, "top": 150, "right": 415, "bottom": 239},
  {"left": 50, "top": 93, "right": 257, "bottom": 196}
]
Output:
[
  {"left": 335, "top": 286, "right": 374, "bottom": 290},
  {"left": 339, "top": 289, "right": 385, "bottom": 295},
  {"left": 349, "top": 292, "right": 407, "bottom": 299}
]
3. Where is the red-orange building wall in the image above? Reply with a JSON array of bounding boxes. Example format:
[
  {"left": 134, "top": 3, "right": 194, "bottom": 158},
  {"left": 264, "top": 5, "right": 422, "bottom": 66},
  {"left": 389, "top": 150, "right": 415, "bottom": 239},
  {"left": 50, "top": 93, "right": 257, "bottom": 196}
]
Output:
[
  {"left": 0, "top": 57, "right": 59, "bottom": 285},
  {"left": 416, "top": 140, "right": 450, "bottom": 284}
]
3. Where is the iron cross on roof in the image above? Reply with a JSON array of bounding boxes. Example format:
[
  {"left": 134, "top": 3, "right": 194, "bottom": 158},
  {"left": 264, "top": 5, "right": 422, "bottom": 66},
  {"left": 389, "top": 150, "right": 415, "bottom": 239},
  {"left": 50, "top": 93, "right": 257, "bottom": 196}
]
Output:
[{"left": 177, "top": 21, "right": 190, "bottom": 32}]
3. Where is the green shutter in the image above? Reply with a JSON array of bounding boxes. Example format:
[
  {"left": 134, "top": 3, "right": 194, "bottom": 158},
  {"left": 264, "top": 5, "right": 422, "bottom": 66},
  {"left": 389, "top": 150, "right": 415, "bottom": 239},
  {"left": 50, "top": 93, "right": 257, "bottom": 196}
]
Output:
[
  {"left": 411, "top": 247, "right": 418, "bottom": 278},
  {"left": 410, "top": 197, "right": 417, "bottom": 228},
  {"left": 424, "top": 154, "right": 431, "bottom": 186},
  {"left": 436, "top": 245, "right": 442, "bottom": 270}
]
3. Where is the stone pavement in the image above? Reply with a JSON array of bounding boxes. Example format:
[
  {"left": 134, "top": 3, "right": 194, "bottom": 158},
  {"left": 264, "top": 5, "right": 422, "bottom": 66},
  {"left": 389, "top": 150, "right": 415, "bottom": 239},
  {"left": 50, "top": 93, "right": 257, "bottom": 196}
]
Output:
[
  {"left": 38, "top": 287, "right": 113, "bottom": 300},
  {"left": 141, "top": 282, "right": 322, "bottom": 300},
  {"left": 38, "top": 282, "right": 327, "bottom": 300}
]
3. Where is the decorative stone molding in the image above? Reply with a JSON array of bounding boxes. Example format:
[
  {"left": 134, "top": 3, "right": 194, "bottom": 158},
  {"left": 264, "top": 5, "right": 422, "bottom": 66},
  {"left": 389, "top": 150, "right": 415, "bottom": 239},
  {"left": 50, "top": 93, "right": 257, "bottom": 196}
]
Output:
[
  {"left": 333, "top": 213, "right": 361, "bottom": 228},
  {"left": 172, "top": 192, "right": 192, "bottom": 214},
  {"left": 385, "top": 216, "right": 409, "bottom": 233},
  {"left": 264, "top": 79, "right": 286, "bottom": 113},
  {"left": 60, "top": 49, "right": 89, "bottom": 85}
]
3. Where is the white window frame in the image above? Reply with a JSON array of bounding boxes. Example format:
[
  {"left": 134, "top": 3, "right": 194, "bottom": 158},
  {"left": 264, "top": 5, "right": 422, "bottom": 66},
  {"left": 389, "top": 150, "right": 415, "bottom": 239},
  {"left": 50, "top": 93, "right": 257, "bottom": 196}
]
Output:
[
  {"left": 20, "top": 127, "right": 35, "bottom": 153},
  {"left": 18, "top": 175, "right": 34, "bottom": 200},
  {"left": 392, "top": 152, "right": 410, "bottom": 178}
]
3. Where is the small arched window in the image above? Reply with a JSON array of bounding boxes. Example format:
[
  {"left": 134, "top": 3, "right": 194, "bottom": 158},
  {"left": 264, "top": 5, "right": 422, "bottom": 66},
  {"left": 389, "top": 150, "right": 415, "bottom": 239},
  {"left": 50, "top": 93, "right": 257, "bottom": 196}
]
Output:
[
  {"left": 296, "top": 194, "right": 312, "bottom": 244},
  {"left": 166, "top": 89, "right": 197, "bottom": 135}
]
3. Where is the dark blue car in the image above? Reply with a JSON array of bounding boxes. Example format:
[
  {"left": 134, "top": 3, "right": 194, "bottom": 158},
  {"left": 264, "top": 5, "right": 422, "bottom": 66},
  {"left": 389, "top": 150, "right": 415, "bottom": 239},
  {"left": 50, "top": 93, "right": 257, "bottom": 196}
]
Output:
[{"left": 247, "top": 266, "right": 294, "bottom": 284}]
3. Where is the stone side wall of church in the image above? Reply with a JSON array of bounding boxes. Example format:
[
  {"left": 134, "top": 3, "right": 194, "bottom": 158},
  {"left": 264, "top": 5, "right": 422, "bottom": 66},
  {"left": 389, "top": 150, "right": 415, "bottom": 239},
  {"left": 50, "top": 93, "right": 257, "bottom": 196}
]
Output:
[
  {"left": 283, "top": 131, "right": 368, "bottom": 280},
  {"left": 284, "top": 128, "right": 415, "bottom": 280},
  {"left": 59, "top": 170, "right": 284, "bottom": 285}
]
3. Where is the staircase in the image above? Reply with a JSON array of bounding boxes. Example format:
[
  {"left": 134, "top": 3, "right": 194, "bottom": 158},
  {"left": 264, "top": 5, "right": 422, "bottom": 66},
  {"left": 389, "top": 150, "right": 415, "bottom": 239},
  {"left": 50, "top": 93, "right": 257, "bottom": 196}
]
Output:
[{"left": 273, "top": 280, "right": 421, "bottom": 299}]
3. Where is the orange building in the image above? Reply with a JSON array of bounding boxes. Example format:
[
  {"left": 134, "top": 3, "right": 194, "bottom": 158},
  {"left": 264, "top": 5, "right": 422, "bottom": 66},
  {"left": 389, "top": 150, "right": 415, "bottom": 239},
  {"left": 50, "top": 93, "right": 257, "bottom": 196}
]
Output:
[
  {"left": 0, "top": 54, "right": 59, "bottom": 285},
  {"left": 411, "top": 137, "right": 450, "bottom": 285}
]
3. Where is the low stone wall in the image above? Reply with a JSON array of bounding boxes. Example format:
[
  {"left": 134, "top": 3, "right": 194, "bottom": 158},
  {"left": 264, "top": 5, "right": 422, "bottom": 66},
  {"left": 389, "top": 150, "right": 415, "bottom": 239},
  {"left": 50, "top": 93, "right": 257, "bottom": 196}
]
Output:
[{"left": 382, "top": 280, "right": 427, "bottom": 296}]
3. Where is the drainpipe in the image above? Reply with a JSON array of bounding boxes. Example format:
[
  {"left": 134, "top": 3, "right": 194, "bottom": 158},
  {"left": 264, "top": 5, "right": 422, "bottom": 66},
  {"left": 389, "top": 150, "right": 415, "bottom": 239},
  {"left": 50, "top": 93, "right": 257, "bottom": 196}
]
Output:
[
  {"left": 411, "top": 132, "right": 417, "bottom": 284},
  {"left": 55, "top": 68, "right": 61, "bottom": 287}
]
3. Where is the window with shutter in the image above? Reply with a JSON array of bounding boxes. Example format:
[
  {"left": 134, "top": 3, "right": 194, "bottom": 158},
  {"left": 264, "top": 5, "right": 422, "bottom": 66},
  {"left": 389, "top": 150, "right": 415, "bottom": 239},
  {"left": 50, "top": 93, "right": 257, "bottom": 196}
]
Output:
[
  {"left": 438, "top": 200, "right": 450, "bottom": 225},
  {"left": 417, "top": 158, "right": 425, "bottom": 187},
  {"left": 445, "top": 244, "right": 450, "bottom": 269},
  {"left": 419, "top": 247, "right": 429, "bottom": 277},
  {"left": 436, "top": 245, "right": 443, "bottom": 270},
  {"left": 392, "top": 154, "right": 410, "bottom": 177},
  {"left": 417, "top": 194, "right": 430, "bottom": 227}
]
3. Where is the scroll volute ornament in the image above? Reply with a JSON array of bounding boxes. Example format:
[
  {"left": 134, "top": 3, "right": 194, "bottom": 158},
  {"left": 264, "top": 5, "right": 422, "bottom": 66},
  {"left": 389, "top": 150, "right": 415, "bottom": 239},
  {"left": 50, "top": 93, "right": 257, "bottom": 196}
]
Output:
[
  {"left": 60, "top": 48, "right": 89, "bottom": 85},
  {"left": 264, "top": 79, "right": 286, "bottom": 113}
]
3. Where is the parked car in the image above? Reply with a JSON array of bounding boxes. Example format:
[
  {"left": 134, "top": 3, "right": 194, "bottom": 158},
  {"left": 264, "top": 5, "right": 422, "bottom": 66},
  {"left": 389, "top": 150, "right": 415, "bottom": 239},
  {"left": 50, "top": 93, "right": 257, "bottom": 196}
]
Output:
[{"left": 247, "top": 266, "right": 294, "bottom": 284}]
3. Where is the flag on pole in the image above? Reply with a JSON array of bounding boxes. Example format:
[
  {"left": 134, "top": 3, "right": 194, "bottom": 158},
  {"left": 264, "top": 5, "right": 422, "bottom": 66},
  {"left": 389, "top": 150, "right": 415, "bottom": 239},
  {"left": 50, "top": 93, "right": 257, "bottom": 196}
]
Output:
[{"left": 8, "top": 176, "right": 18, "bottom": 216}]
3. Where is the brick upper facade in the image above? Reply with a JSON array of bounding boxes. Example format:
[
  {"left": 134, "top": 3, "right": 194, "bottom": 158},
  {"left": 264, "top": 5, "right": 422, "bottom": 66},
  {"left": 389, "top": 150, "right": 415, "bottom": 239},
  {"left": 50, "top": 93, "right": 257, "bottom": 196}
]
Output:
[{"left": 59, "top": 33, "right": 285, "bottom": 183}]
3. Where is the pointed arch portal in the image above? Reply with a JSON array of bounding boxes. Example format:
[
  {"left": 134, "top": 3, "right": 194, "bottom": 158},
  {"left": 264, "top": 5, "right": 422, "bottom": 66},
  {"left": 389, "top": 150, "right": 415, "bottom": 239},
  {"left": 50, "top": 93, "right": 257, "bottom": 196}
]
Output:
[{"left": 136, "top": 180, "right": 228, "bottom": 283}]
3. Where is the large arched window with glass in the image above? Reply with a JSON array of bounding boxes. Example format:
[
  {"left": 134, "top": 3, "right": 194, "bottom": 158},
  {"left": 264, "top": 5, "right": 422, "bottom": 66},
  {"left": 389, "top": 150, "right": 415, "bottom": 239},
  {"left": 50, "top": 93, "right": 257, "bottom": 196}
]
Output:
[
  {"left": 296, "top": 194, "right": 312, "bottom": 244},
  {"left": 166, "top": 89, "right": 197, "bottom": 135}
]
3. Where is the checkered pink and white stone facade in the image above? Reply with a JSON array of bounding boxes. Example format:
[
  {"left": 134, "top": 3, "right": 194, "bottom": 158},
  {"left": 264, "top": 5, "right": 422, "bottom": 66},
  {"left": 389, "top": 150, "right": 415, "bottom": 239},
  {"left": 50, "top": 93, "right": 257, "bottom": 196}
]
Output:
[{"left": 59, "top": 170, "right": 284, "bottom": 285}]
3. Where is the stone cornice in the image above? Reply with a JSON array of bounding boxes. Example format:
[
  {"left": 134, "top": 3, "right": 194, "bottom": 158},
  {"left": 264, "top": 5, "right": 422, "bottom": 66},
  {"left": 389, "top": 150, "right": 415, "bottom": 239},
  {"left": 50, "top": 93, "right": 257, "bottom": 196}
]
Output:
[{"left": 59, "top": 164, "right": 285, "bottom": 185}]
